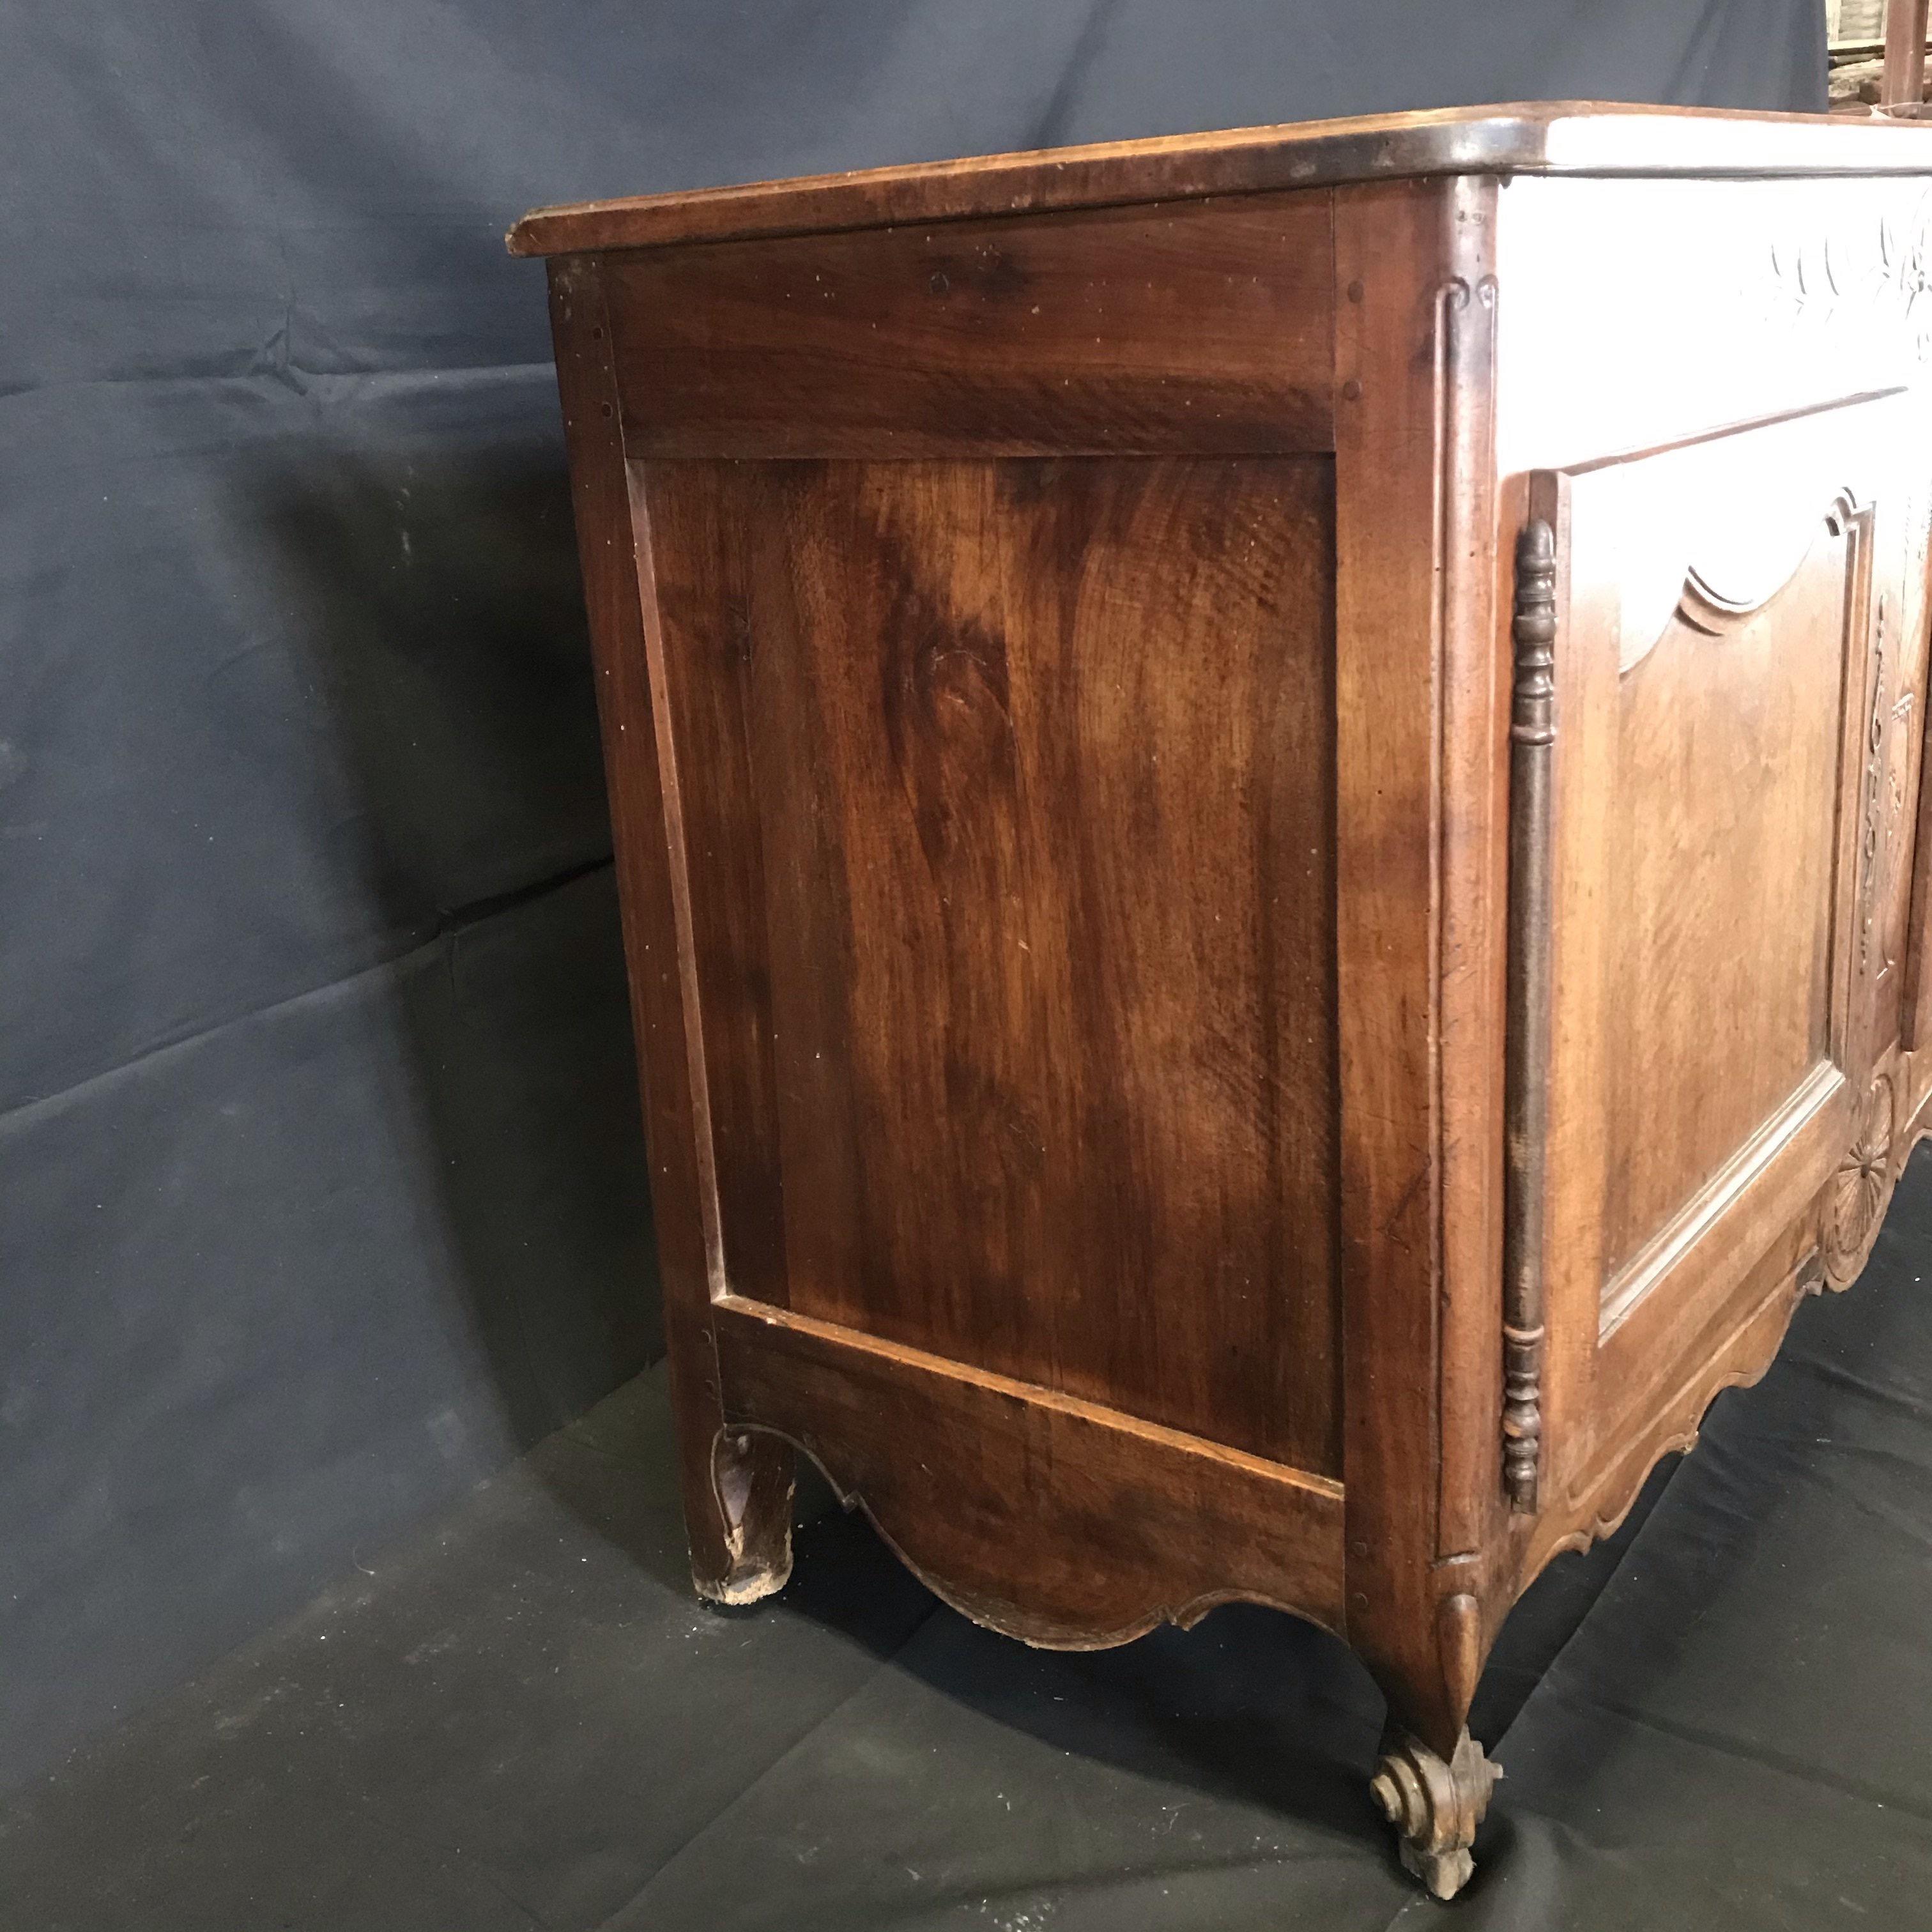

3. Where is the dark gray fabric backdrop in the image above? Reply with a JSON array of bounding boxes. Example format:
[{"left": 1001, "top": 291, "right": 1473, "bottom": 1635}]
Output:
[{"left": 0, "top": 1, "right": 1825, "bottom": 1792}]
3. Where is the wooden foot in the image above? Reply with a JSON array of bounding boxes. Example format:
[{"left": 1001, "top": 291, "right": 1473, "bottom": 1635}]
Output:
[
  {"left": 690, "top": 1426, "right": 795, "bottom": 1606},
  {"left": 1369, "top": 1727, "right": 1502, "bottom": 1900}
]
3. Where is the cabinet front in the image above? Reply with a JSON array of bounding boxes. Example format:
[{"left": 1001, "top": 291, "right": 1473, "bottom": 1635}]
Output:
[{"left": 1528, "top": 393, "right": 1931, "bottom": 1522}]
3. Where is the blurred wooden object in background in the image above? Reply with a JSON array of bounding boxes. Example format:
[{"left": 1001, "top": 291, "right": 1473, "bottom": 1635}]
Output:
[{"left": 1884, "top": 0, "right": 1931, "bottom": 111}]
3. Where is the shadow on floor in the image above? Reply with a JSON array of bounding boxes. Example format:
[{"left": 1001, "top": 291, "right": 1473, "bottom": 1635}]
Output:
[{"left": 12, "top": 1151, "right": 1932, "bottom": 1930}]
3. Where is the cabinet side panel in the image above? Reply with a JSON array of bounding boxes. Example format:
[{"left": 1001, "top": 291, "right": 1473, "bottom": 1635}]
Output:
[
  {"left": 602, "top": 194, "right": 1335, "bottom": 459},
  {"left": 641, "top": 455, "right": 1342, "bottom": 1476}
]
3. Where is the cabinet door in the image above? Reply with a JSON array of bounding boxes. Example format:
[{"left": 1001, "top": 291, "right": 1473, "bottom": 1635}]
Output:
[{"left": 1528, "top": 393, "right": 1928, "bottom": 1508}]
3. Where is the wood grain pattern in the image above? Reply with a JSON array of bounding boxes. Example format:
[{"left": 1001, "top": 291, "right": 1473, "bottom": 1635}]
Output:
[
  {"left": 714, "top": 1294, "right": 1346, "bottom": 1645},
  {"left": 641, "top": 454, "right": 1343, "bottom": 1475},
  {"left": 1531, "top": 1058, "right": 1932, "bottom": 1595},
  {"left": 602, "top": 196, "right": 1334, "bottom": 458},
  {"left": 1522, "top": 1225, "right": 1822, "bottom": 1588},
  {"left": 1530, "top": 401, "right": 1904, "bottom": 1534}
]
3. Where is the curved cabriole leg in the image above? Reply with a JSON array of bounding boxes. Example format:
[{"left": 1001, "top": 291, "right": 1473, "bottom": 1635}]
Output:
[{"left": 1370, "top": 1727, "right": 1503, "bottom": 1901}]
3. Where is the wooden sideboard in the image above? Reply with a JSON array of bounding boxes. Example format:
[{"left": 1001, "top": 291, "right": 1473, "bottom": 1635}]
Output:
[{"left": 512, "top": 104, "right": 1932, "bottom": 1897}]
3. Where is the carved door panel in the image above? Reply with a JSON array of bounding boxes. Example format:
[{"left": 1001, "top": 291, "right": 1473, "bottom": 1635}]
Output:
[{"left": 1524, "top": 394, "right": 1924, "bottom": 1505}]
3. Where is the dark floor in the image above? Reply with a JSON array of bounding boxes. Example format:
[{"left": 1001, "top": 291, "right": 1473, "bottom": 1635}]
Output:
[{"left": 8, "top": 1157, "right": 1932, "bottom": 1931}]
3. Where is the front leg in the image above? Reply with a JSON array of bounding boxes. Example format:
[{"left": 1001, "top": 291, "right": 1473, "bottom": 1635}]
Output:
[{"left": 1358, "top": 1589, "right": 1503, "bottom": 1898}]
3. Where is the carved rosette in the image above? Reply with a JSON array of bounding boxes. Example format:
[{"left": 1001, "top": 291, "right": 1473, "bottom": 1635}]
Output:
[{"left": 1823, "top": 1073, "right": 1896, "bottom": 1289}]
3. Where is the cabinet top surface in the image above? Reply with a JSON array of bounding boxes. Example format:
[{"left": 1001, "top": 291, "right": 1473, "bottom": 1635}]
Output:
[{"left": 509, "top": 101, "right": 1932, "bottom": 258}]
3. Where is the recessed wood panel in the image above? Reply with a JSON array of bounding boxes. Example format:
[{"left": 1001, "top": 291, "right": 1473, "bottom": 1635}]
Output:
[
  {"left": 640, "top": 455, "right": 1341, "bottom": 1475},
  {"left": 602, "top": 195, "right": 1334, "bottom": 458},
  {"left": 1597, "top": 539, "right": 1851, "bottom": 1278}
]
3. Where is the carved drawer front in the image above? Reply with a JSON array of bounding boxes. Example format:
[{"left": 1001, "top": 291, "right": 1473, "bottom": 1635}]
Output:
[{"left": 1527, "top": 393, "right": 1928, "bottom": 1498}]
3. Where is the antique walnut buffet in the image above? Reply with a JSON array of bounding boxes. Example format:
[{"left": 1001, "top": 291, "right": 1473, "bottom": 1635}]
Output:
[{"left": 512, "top": 105, "right": 1932, "bottom": 1896}]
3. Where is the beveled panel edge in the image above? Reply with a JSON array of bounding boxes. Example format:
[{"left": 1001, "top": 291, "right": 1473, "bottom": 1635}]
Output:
[
  {"left": 715, "top": 1294, "right": 1345, "bottom": 1500},
  {"left": 1598, "top": 1058, "right": 1844, "bottom": 1336},
  {"left": 1588, "top": 1080, "right": 1848, "bottom": 1483},
  {"left": 544, "top": 256, "right": 798, "bottom": 1599},
  {"left": 510, "top": 104, "right": 1932, "bottom": 259}
]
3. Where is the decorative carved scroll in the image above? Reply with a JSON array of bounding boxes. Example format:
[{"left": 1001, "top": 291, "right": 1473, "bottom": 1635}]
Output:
[
  {"left": 1370, "top": 1727, "right": 1502, "bottom": 1901},
  {"left": 1621, "top": 479, "right": 1867, "bottom": 675},
  {"left": 1503, "top": 519, "right": 1556, "bottom": 1514}
]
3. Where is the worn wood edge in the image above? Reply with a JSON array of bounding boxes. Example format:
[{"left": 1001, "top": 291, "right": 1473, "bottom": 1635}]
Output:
[
  {"left": 545, "top": 258, "right": 797, "bottom": 1597},
  {"left": 624, "top": 467, "right": 732, "bottom": 1303},
  {"left": 743, "top": 1425, "right": 1337, "bottom": 1649},
  {"left": 1538, "top": 1071, "right": 1854, "bottom": 1574},
  {"left": 712, "top": 1294, "right": 1348, "bottom": 1647},
  {"left": 507, "top": 103, "right": 1932, "bottom": 259}
]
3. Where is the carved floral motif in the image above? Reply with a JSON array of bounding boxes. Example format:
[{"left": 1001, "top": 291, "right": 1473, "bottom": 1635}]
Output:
[
  {"left": 1823, "top": 1073, "right": 1896, "bottom": 1287},
  {"left": 1767, "top": 188, "right": 1932, "bottom": 358}
]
